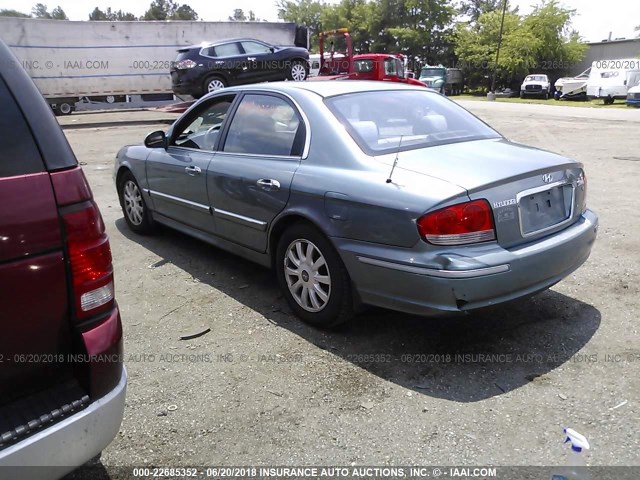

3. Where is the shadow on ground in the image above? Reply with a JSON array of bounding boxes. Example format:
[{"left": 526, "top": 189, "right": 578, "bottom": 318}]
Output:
[{"left": 116, "top": 218, "right": 601, "bottom": 404}]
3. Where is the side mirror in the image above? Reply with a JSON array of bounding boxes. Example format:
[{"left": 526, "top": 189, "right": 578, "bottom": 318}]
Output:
[{"left": 144, "top": 130, "right": 166, "bottom": 149}]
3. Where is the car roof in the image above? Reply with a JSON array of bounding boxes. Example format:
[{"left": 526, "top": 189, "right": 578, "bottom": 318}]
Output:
[
  {"left": 183, "top": 38, "right": 270, "bottom": 50},
  {"left": 223, "top": 80, "right": 431, "bottom": 98}
]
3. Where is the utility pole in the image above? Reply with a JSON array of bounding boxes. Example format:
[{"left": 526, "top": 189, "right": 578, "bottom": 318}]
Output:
[{"left": 489, "top": 0, "right": 508, "bottom": 94}]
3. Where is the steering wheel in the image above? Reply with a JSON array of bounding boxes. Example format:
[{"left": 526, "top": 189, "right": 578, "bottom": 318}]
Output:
[{"left": 204, "top": 124, "right": 221, "bottom": 151}]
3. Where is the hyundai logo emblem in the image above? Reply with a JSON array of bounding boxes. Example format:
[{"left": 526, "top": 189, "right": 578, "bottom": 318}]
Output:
[{"left": 542, "top": 173, "right": 554, "bottom": 183}]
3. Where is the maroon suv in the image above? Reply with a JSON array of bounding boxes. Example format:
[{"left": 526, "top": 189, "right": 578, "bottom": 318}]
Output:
[{"left": 0, "top": 41, "right": 125, "bottom": 477}]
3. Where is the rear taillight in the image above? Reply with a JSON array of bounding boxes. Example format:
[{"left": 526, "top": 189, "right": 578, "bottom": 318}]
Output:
[
  {"left": 176, "top": 59, "right": 197, "bottom": 69},
  {"left": 63, "top": 202, "right": 114, "bottom": 319},
  {"left": 417, "top": 199, "right": 496, "bottom": 245}
]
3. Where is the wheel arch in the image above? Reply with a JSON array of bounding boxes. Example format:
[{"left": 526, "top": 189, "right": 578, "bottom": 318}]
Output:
[{"left": 268, "top": 211, "right": 331, "bottom": 269}]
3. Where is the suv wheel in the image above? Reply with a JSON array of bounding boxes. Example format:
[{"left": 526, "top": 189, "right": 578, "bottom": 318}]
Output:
[
  {"left": 118, "top": 171, "right": 156, "bottom": 234},
  {"left": 288, "top": 61, "right": 308, "bottom": 81},
  {"left": 204, "top": 76, "right": 227, "bottom": 94},
  {"left": 276, "top": 223, "right": 353, "bottom": 328}
]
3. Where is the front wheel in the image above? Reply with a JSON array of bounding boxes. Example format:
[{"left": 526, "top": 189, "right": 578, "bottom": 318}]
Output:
[
  {"left": 117, "top": 170, "right": 156, "bottom": 235},
  {"left": 288, "top": 60, "right": 308, "bottom": 81},
  {"left": 276, "top": 223, "right": 353, "bottom": 328}
]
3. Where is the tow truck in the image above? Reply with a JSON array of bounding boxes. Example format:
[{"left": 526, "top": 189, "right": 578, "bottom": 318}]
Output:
[{"left": 313, "top": 28, "right": 426, "bottom": 87}]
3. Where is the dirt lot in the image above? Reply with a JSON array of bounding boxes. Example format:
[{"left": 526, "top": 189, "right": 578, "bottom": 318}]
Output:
[{"left": 61, "top": 101, "right": 639, "bottom": 471}]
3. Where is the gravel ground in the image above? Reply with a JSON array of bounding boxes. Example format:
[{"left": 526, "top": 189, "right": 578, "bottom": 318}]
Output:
[{"left": 61, "top": 101, "right": 639, "bottom": 473}]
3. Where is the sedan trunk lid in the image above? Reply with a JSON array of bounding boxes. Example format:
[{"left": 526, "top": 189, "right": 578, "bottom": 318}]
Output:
[{"left": 376, "top": 138, "right": 586, "bottom": 248}]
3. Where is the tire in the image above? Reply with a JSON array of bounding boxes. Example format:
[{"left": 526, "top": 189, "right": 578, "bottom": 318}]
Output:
[
  {"left": 57, "top": 102, "right": 74, "bottom": 115},
  {"left": 520, "top": 92, "right": 525, "bottom": 99},
  {"left": 276, "top": 223, "right": 353, "bottom": 328},
  {"left": 117, "top": 170, "right": 156, "bottom": 235},
  {"left": 287, "top": 60, "right": 308, "bottom": 81},
  {"left": 544, "top": 92, "right": 549, "bottom": 100},
  {"left": 203, "top": 75, "right": 227, "bottom": 95}
]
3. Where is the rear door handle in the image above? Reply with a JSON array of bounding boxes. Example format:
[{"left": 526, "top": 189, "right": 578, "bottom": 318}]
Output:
[
  {"left": 247, "top": 57, "right": 256, "bottom": 62},
  {"left": 256, "top": 179, "right": 280, "bottom": 191},
  {"left": 185, "top": 166, "right": 201, "bottom": 175}
]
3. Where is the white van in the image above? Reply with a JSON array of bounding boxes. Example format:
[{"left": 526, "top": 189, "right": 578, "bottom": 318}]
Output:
[{"left": 586, "top": 58, "right": 640, "bottom": 104}]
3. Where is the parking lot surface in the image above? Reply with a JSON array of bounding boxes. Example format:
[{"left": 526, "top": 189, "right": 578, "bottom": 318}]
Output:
[{"left": 62, "top": 101, "right": 639, "bottom": 470}]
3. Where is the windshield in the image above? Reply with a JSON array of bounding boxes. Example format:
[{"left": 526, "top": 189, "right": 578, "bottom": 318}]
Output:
[
  {"left": 325, "top": 90, "right": 501, "bottom": 154},
  {"left": 525, "top": 75, "right": 547, "bottom": 82},
  {"left": 420, "top": 68, "right": 445, "bottom": 77}
]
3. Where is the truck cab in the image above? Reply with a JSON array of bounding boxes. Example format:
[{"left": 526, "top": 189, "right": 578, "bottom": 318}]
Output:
[{"left": 349, "top": 54, "right": 426, "bottom": 86}]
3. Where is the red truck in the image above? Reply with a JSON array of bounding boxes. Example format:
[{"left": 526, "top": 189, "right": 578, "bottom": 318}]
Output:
[{"left": 315, "top": 28, "right": 426, "bottom": 87}]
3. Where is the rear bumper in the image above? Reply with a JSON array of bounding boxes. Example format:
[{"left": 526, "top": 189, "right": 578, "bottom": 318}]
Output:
[
  {"left": 0, "top": 367, "right": 126, "bottom": 478},
  {"left": 336, "top": 210, "right": 598, "bottom": 316}
]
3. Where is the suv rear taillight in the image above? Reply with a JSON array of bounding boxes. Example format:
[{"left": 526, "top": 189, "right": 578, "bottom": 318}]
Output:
[
  {"left": 63, "top": 202, "right": 114, "bottom": 319},
  {"left": 417, "top": 199, "right": 496, "bottom": 246},
  {"left": 175, "top": 59, "right": 197, "bottom": 70}
]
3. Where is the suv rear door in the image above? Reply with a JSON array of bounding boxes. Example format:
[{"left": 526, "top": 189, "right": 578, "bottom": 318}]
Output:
[{"left": 0, "top": 75, "right": 75, "bottom": 404}]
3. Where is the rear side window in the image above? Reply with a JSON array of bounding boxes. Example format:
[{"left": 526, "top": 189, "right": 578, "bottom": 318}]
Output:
[{"left": 0, "top": 76, "right": 45, "bottom": 177}]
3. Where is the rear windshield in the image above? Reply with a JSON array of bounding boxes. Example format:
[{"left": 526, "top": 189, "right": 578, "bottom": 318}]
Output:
[
  {"left": 325, "top": 90, "right": 500, "bottom": 154},
  {"left": 420, "top": 68, "right": 445, "bottom": 77}
]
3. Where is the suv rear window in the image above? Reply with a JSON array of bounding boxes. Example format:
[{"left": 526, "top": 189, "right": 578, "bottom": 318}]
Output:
[{"left": 0, "top": 76, "right": 45, "bottom": 177}]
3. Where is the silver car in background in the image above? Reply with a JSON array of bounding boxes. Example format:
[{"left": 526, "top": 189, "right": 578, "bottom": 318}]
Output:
[{"left": 114, "top": 81, "right": 598, "bottom": 328}]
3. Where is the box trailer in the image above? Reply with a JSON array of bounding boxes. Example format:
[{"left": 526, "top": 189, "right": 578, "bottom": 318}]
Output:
[{"left": 0, "top": 17, "right": 307, "bottom": 114}]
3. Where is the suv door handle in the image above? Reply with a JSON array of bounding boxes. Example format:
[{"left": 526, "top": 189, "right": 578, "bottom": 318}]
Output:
[
  {"left": 185, "top": 165, "right": 202, "bottom": 175},
  {"left": 256, "top": 179, "right": 280, "bottom": 191},
  {"left": 247, "top": 57, "right": 256, "bottom": 62}
]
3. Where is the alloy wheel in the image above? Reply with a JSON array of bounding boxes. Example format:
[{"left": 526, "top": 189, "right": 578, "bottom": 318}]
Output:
[
  {"left": 290, "top": 63, "right": 307, "bottom": 81},
  {"left": 284, "top": 239, "right": 331, "bottom": 312},
  {"left": 123, "top": 180, "right": 144, "bottom": 226}
]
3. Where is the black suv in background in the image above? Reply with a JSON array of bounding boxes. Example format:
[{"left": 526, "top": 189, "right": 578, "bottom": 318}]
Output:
[
  {"left": 0, "top": 40, "right": 125, "bottom": 478},
  {"left": 170, "top": 38, "right": 309, "bottom": 98}
]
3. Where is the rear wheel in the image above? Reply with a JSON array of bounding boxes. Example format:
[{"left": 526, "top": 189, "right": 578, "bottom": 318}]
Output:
[
  {"left": 276, "top": 223, "right": 353, "bottom": 328},
  {"left": 56, "top": 102, "right": 74, "bottom": 116},
  {"left": 288, "top": 60, "right": 308, "bottom": 81},
  {"left": 203, "top": 75, "right": 227, "bottom": 95},
  {"left": 118, "top": 170, "right": 156, "bottom": 234}
]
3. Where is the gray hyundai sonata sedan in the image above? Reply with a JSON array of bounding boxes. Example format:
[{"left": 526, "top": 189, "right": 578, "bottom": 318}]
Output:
[{"left": 114, "top": 81, "right": 598, "bottom": 328}]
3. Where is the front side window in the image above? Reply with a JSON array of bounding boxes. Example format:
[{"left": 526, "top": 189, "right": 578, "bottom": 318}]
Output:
[
  {"left": 214, "top": 42, "right": 241, "bottom": 57},
  {"left": 223, "top": 94, "right": 304, "bottom": 157},
  {"left": 241, "top": 41, "right": 271, "bottom": 54},
  {"left": 326, "top": 90, "right": 501, "bottom": 154},
  {"left": 172, "top": 95, "right": 236, "bottom": 151},
  {"left": 384, "top": 58, "right": 398, "bottom": 76}
]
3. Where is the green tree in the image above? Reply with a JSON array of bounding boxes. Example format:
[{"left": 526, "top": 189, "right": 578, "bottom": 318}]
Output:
[
  {"left": 51, "top": 6, "right": 68, "bottom": 19},
  {"left": 455, "top": 0, "right": 586, "bottom": 89},
  {"left": 277, "top": 0, "right": 329, "bottom": 49},
  {"left": 0, "top": 9, "right": 30, "bottom": 17},
  {"left": 370, "top": 0, "right": 456, "bottom": 67},
  {"left": 173, "top": 4, "right": 198, "bottom": 20},
  {"left": 459, "top": 0, "right": 501, "bottom": 22},
  {"left": 142, "top": 0, "right": 198, "bottom": 20},
  {"left": 522, "top": 1, "right": 587, "bottom": 76},
  {"left": 455, "top": 7, "right": 533, "bottom": 88},
  {"left": 89, "top": 7, "right": 137, "bottom": 21},
  {"left": 228, "top": 8, "right": 247, "bottom": 21},
  {"left": 31, "top": 4, "right": 67, "bottom": 19},
  {"left": 32, "top": 3, "right": 51, "bottom": 18},
  {"left": 320, "top": 0, "right": 379, "bottom": 53}
]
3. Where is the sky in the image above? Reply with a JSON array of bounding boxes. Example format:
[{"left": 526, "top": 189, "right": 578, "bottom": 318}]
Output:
[{"left": 0, "top": 0, "right": 638, "bottom": 43}]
